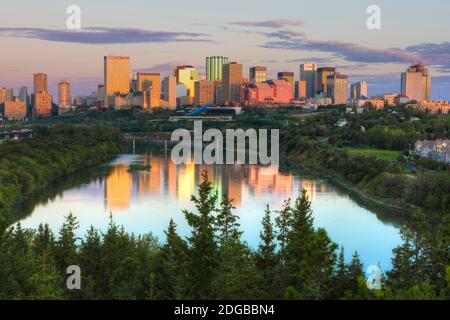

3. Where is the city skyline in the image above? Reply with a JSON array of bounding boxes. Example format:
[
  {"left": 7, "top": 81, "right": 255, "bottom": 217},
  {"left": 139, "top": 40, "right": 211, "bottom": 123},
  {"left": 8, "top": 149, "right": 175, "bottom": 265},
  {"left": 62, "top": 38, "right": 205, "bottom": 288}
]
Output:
[{"left": 0, "top": 0, "right": 449, "bottom": 99}]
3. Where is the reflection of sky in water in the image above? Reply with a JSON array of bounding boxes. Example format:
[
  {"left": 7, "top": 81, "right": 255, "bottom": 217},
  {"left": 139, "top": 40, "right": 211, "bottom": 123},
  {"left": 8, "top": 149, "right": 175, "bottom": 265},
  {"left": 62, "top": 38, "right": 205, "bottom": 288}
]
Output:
[{"left": 17, "top": 154, "right": 402, "bottom": 271}]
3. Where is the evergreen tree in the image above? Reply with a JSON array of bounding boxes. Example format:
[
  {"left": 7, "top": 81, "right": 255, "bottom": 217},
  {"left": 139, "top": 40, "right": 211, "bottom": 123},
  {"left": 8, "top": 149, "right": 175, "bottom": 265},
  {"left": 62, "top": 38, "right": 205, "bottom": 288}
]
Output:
[
  {"left": 275, "top": 199, "right": 292, "bottom": 265},
  {"left": 255, "top": 205, "right": 278, "bottom": 298},
  {"left": 295, "top": 228, "right": 338, "bottom": 300},
  {"left": 183, "top": 171, "right": 219, "bottom": 299},
  {"left": 215, "top": 193, "right": 241, "bottom": 245},
  {"left": 154, "top": 219, "right": 189, "bottom": 299},
  {"left": 285, "top": 190, "right": 315, "bottom": 288}
]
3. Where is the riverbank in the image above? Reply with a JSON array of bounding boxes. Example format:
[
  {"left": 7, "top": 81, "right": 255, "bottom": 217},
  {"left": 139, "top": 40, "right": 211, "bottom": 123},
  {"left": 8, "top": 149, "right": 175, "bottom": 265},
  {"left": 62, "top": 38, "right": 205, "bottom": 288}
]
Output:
[{"left": 0, "top": 125, "right": 123, "bottom": 224}]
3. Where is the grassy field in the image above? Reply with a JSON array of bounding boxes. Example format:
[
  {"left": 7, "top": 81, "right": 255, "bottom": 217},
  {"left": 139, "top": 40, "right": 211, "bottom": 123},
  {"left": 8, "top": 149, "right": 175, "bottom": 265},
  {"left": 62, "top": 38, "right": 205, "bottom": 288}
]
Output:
[{"left": 344, "top": 147, "right": 402, "bottom": 161}]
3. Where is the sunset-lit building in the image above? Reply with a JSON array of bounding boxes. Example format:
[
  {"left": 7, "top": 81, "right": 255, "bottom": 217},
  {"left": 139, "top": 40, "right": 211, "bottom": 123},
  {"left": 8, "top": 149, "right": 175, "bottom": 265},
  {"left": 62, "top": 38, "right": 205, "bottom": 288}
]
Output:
[
  {"left": 350, "top": 81, "right": 368, "bottom": 99},
  {"left": 4, "top": 97, "right": 27, "bottom": 120},
  {"left": 401, "top": 63, "right": 431, "bottom": 102},
  {"left": 0, "top": 88, "right": 14, "bottom": 103},
  {"left": 222, "top": 62, "right": 243, "bottom": 104},
  {"left": 162, "top": 74, "right": 177, "bottom": 108},
  {"left": 33, "top": 73, "right": 48, "bottom": 94},
  {"left": 58, "top": 80, "right": 71, "bottom": 111},
  {"left": 327, "top": 73, "right": 348, "bottom": 105},
  {"left": 175, "top": 66, "right": 200, "bottom": 98},
  {"left": 194, "top": 80, "right": 215, "bottom": 106},
  {"left": 317, "top": 67, "right": 336, "bottom": 97},
  {"left": 409, "top": 100, "right": 450, "bottom": 114},
  {"left": 104, "top": 55, "right": 130, "bottom": 107},
  {"left": 206, "top": 56, "right": 229, "bottom": 81},
  {"left": 241, "top": 80, "right": 293, "bottom": 106},
  {"left": 300, "top": 64, "right": 317, "bottom": 98},
  {"left": 278, "top": 71, "right": 295, "bottom": 94},
  {"left": 296, "top": 80, "right": 307, "bottom": 99},
  {"left": 136, "top": 72, "right": 160, "bottom": 108},
  {"left": 249, "top": 66, "right": 267, "bottom": 83},
  {"left": 34, "top": 91, "right": 52, "bottom": 117}
]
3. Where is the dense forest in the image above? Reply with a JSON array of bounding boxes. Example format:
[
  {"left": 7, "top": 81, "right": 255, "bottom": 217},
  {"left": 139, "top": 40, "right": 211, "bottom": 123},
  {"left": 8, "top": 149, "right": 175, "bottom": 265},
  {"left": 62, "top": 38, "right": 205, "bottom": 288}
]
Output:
[
  {"left": 0, "top": 173, "right": 448, "bottom": 300},
  {"left": 277, "top": 108, "right": 450, "bottom": 218},
  {"left": 0, "top": 125, "right": 123, "bottom": 223}
]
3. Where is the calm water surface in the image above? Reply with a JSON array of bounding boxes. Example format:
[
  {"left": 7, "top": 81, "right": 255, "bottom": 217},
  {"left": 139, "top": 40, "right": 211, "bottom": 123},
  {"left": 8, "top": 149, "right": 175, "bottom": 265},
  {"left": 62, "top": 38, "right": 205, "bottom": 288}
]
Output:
[{"left": 17, "top": 151, "right": 402, "bottom": 271}]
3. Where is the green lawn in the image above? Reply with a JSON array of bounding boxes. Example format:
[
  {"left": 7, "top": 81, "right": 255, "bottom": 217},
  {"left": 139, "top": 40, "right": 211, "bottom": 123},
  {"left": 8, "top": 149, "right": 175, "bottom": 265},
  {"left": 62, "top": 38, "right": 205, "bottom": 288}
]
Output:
[{"left": 344, "top": 148, "right": 402, "bottom": 161}]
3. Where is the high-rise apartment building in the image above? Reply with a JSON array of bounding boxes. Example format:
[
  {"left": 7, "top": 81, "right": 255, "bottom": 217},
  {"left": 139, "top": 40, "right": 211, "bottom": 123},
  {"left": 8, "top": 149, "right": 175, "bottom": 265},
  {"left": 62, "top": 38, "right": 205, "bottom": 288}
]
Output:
[
  {"left": 206, "top": 56, "right": 229, "bottom": 81},
  {"left": 401, "top": 63, "right": 431, "bottom": 102},
  {"left": 194, "top": 80, "right": 215, "bottom": 106},
  {"left": 162, "top": 74, "right": 177, "bottom": 108},
  {"left": 34, "top": 91, "right": 52, "bottom": 117},
  {"left": 350, "top": 81, "right": 368, "bottom": 99},
  {"left": 278, "top": 72, "right": 295, "bottom": 94},
  {"left": 0, "top": 88, "right": 14, "bottom": 103},
  {"left": 222, "top": 62, "right": 243, "bottom": 104},
  {"left": 249, "top": 66, "right": 267, "bottom": 83},
  {"left": 104, "top": 55, "right": 130, "bottom": 107},
  {"left": 4, "top": 97, "right": 27, "bottom": 120},
  {"left": 34, "top": 73, "right": 48, "bottom": 94},
  {"left": 58, "top": 80, "right": 71, "bottom": 109},
  {"left": 136, "top": 72, "right": 161, "bottom": 108},
  {"left": 19, "top": 87, "right": 29, "bottom": 105},
  {"left": 299, "top": 64, "right": 317, "bottom": 98},
  {"left": 327, "top": 74, "right": 348, "bottom": 105},
  {"left": 175, "top": 66, "right": 200, "bottom": 98},
  {"left": 317, "top": 67, "right": 336, "bottom": 96}
]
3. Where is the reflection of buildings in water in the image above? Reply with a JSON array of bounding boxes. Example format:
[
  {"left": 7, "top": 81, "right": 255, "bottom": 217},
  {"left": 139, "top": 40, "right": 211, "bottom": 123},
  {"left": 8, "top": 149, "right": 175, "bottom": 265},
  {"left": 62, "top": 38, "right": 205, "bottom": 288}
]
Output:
[
  {"left": 165, "top": 160, "right": 177, "bottom": 195},
  {"left": 136, "top": 156, "right": 162, "bottom": 195},
  {"left": 247, "top": 165, "right": 293, "bottom": 196},
  {"left": 178, "top": 162, "right": 196, "bottom": 201},
  {"left": 298, "top": 179, "right": 317, "bottom": 201},
  {"left": 105, "top": 164, "right": 132, "bottom": 212}
]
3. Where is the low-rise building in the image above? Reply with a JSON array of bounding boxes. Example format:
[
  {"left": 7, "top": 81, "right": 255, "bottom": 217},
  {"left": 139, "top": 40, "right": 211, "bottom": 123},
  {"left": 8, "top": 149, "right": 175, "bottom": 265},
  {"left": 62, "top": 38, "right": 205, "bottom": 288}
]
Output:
[
  {"left": 415, "top": 139, "right": 450, "bottom": 164},
  {"left": 4, "top": 97, "right": 27, "bottom": 120},
  {"left": 409, "top": 100, "right": 450, "bottom": 114}
]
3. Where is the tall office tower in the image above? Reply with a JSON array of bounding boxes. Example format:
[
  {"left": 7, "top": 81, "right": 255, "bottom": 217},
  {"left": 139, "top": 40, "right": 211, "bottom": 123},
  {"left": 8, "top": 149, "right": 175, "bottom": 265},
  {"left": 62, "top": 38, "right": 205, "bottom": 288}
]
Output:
[
  {"left": 317, "top": 67, "right": 336, "bottom": 96},
  {"left": 401, "top": 63, "right": 431, "bottom": 102},
  {"left": 104, "top": 55, "right": 130, "bottom": 107},
  {"left": 162, "top": 74, "right": 177, "bottom": 107},
  {"left": 34, "top": 73, "right": 48, "bottom": 94},
  {"left": 0, "top": 88, "right": 13, "bottom": 103},
  {"left": 34, "top": 91, "right": 53, "bottom": 117},
  {"left": 299, "top": 64, "right": 317, "bottom": 98},
  {"left": 222, "top": 62, "right": 243, "bottom": 104},
  {"left": 295, "top": 80, "right": 307, "bottom": 99},
  {"left": 278, "top": 71, "right": 295, "bottom": 89},
  {"left": 4, "top": 97, "right": 27, "bottom": 120},
  {"left": 249, "top": 66, "right": 267, "bottom": 83},
  {"left": 327, "top": 74, "right": 348, "bottom": 105},
  {"left": 350, "top": 81, "right": 368, "bottom": 99},
  {"left": 175, "top": 66, "right": 200, "bottom": 98},
  {"left": 19, "top": 87, "right": 28, "bottom": 104},
  {"left": 136, "top": 72, "right": 161, "bottom": 107},
  {"left": 194, "top": 80, "right": 215, "bottom": 106},
  {"left": 206, "top": 56, "right": 229, "bottom": 81},
  {"left": 58, "top": 80, "right": 71, "bottom": 109}
]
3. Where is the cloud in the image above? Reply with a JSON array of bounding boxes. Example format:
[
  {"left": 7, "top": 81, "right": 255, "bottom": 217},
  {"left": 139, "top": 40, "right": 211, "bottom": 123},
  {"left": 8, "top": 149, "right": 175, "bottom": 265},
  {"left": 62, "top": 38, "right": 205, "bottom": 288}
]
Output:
[
  {"left": 263, "top": 38, "right": 424, "bottom": 64},
  {"left": 405, "top": 42, "right": 450, "bottom": 72},
  {"left": 0, "top": 27, "right": 212, "bottom": 44},
  {"left": 286, "top": 56, "right": 337, "bottom": 64},
  {"left": 230, "top": 19, "right": 304, "bottom": 28},
  {"left": 264, "top": 30, "right": 307, "bottom": 40},
  {"left": 134, "top": 62, "right": 204, "bottom": 75}
]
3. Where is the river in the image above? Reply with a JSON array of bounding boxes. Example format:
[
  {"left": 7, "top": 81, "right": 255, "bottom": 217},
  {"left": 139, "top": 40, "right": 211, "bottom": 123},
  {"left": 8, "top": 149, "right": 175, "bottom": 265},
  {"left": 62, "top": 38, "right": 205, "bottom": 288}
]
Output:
[{"left": 15, "top": 146, "right": 403, "bottom": 271}]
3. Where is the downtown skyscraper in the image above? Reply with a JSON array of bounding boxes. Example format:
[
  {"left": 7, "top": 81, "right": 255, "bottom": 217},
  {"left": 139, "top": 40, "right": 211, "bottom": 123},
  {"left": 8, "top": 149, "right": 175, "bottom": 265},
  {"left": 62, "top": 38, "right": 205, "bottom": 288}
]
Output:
[
  {"left": 222, "top": 62, "right": 243, "bottom": 104},
  {"left": 206, "top": 56, "right": 229, "bottom": 81},
  {"left": 299, "top": 64, "right": 317, "bottom": 98},
  {"left": 104, "top": 55, "right": 130, "bottom": 107},
  {"left": 401, "top": 63, "right": 431, "bottom": 102}
]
